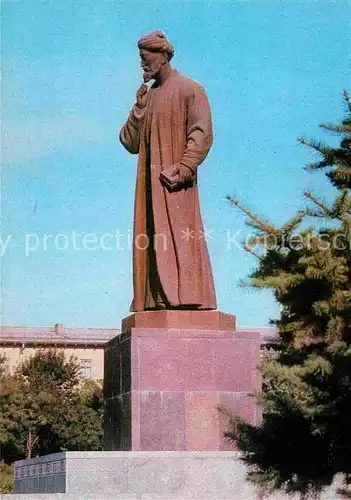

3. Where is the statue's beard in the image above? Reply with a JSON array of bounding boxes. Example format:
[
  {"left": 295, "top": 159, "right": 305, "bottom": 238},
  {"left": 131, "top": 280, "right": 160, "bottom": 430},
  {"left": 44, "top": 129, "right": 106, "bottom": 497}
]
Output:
[
  {"left": 143, "top": 60, "right": 164, "bottom": 83},
  {"left": 143, "top": 72, "right": 153, "bottom": 83}
]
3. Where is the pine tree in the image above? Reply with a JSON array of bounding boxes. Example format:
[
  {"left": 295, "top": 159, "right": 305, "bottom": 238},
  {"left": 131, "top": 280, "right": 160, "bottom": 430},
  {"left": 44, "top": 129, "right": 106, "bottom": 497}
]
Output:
[{"left": 226, "top": 91, "right": 351, "bottom": 499}]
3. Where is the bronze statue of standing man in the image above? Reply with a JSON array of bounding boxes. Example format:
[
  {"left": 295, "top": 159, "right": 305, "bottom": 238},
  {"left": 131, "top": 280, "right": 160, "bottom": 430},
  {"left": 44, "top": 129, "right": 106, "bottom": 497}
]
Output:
[{"left": 120, "top": 30, "right": 217, "bottom": 312}]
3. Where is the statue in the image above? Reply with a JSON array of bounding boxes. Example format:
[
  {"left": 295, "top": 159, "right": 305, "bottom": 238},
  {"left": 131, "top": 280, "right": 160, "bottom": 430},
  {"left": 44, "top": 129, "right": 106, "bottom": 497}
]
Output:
[{"left": 120, "top": 30, "right": 217, "bottom": 312}]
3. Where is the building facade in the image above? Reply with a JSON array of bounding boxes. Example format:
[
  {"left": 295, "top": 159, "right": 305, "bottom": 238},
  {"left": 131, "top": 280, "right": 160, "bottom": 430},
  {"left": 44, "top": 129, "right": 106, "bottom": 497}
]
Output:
[{"left": 0, "top": 324, "right": 119, "bottom": 380}]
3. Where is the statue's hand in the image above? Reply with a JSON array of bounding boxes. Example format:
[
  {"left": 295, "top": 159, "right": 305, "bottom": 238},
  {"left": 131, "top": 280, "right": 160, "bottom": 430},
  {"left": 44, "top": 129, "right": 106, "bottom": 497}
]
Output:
[
  {"left": 136, "top": 84, "right": 148, "bottom": 109},
  {"left": 172, "top": 164, "right": 194, "bottom": 185}
]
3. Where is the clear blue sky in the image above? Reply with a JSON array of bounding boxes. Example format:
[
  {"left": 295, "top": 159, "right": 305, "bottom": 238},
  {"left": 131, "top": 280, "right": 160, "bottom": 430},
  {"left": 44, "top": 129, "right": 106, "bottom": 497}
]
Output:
[{"left": 1, "top": 0, "right": 349, "bottom": 328}]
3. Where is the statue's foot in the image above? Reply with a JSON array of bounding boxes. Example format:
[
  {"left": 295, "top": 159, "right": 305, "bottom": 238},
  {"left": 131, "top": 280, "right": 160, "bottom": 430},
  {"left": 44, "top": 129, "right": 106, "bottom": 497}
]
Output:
[{"left": 155, "top": 301, "right": 167, "bottom": 310}]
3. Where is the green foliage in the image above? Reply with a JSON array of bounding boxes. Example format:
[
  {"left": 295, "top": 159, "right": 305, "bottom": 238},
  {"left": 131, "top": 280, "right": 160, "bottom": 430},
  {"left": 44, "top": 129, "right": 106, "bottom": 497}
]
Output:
[
  {"left": 61, "top": 379, "right": 104, "bottom": 452},
  {"left": 0, "top": 356, "right": 26, "bottom": 463},
  {"left": 227, "top": 92, "right": 351, "bottom": 499},
  {"left": 0, "top": 350, "right": 104, "bottom": 464},
  {"left": 0, "top": 462, "right": 13, "bottom": 493}
]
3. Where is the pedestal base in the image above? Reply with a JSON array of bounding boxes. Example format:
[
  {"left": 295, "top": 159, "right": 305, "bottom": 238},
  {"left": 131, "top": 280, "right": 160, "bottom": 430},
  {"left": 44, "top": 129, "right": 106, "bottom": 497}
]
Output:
[
  {"left": 104, "top": 311, "right": 261, "bottom": 451},
  {"left": 13, "top": 451, "right": 247, "bottom": 497},
  {"left": 13, "top": 451, "right": 342, "bottom": 499}
]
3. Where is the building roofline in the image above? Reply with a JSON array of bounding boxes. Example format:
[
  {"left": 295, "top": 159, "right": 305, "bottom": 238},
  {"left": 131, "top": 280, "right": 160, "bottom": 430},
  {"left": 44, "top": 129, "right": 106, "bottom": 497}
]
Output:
[{"left": 0, "top": 324, "right": 120, "bottom": 347}]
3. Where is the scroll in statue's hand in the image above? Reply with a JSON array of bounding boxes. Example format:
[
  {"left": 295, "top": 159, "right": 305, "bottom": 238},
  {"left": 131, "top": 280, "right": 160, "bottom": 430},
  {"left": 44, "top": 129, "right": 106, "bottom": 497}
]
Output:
[{"left": 159, "top": 164, "right": 194, "bottom": 191}]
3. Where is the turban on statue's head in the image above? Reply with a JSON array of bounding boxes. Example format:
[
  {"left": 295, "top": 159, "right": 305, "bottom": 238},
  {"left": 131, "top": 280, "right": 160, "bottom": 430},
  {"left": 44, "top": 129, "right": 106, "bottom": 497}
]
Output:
[{"left": 137, "top": 30, "right": 175, "bottom": 60}]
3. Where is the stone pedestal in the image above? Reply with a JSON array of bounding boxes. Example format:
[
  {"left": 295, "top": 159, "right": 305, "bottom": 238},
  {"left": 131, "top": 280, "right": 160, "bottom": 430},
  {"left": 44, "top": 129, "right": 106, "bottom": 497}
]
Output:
[
  {"left": 104, "top": 310, "right": 261, "bottom": 451},
  {"left": 13, "top": 451, "right": 342, "bottom": 498}
]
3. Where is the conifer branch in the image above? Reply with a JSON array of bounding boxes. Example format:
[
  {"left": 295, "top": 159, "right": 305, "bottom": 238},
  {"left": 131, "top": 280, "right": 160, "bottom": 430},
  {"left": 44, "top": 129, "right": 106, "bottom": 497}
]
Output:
[
  {"left": 299, "top": 138, "right": 338, "bottom": 170},
  {"left": 304, "top": 192, "right": 333, "bottom": 216},
  {"left": 238, "top": 278, "right": 254, "bottom": 288},
  {"left": 227, "top": 196, "right": 279, "bottom": 234},
  {"left": 304, "top": 160, "right": 330, "bottom": 171},
  {"left": 333, "top": 168, "right": 351, "bottom": 178},
  {"left": 281, "top": 211, "right": 306, "bottom": 233},
  {"left": 344, "top": 90, "right": 351, "bottom": 112},
  {"left": 246, "top": 233, "right": 278, "bottom": 246},
  {"left": 243, "top": 244, "right": 262, "bottom": 260},
  {"left": 320, "top": 123, "right": 351, "bottom": 134},
  {"left": 298, "top": 136, "right": 323, "bottom": 152}
]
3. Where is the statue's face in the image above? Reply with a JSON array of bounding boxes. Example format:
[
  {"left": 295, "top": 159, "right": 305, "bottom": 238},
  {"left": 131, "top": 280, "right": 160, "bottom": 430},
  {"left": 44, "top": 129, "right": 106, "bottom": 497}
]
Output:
[{"left": 139, "top": 49, "right": 167, "bottom": 82}]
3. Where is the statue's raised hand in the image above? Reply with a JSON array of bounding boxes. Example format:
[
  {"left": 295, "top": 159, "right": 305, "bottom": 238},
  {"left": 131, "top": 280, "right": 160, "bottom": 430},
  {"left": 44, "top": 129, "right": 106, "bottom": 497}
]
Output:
[{"left": 136, "top": 84, "right": 148, "bottom": 109}]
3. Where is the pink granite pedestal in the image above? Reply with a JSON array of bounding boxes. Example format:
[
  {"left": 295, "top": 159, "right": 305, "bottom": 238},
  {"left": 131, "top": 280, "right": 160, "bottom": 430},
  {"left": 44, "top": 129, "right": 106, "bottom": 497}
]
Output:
[{"left": 104, "top": 311, "right": 261, "bottom": 451}]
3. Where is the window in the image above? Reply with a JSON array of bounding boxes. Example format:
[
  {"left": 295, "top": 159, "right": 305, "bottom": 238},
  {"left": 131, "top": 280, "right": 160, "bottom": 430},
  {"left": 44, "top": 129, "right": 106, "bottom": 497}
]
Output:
[
  {"left": 80, "top": 359, "right": 92, "bottom": 379},
  {"left": 2, "top": 356, "right": 10, "bottom": 373}
]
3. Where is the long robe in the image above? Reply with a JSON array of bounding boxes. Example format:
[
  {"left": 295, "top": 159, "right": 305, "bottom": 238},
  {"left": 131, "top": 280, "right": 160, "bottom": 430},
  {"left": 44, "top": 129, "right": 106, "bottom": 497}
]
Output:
[{"left": 120, "top": 69, "right": 217, "bottom": 311}]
